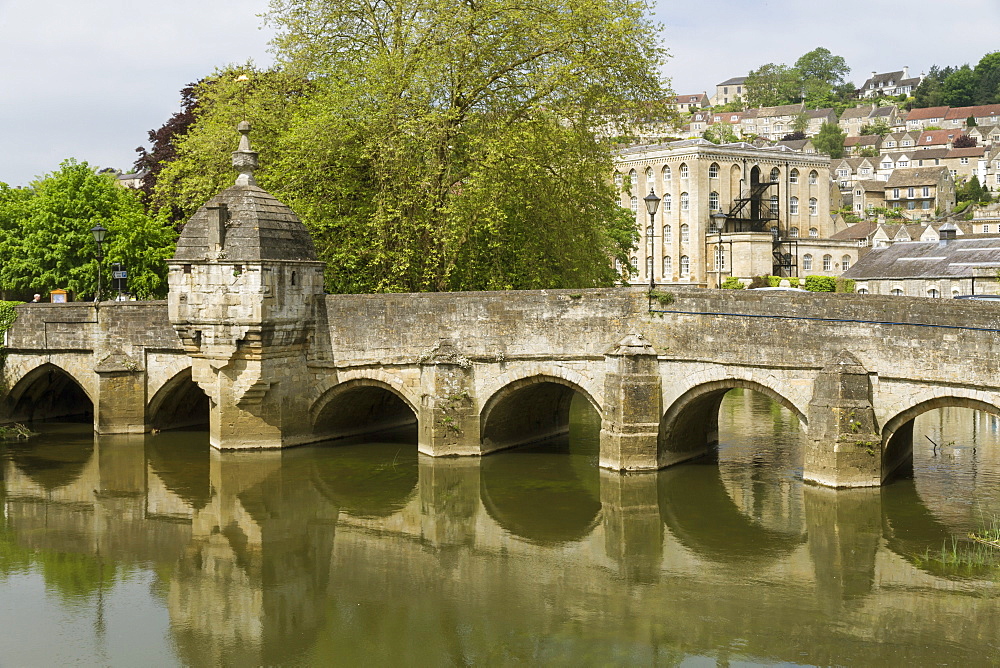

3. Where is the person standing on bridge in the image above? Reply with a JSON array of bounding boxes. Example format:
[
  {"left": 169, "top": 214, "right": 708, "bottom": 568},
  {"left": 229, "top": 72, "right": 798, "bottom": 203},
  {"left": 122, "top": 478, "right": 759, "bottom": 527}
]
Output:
[{"left": 30, "top": 294, "right": 41, "bottom": 303}]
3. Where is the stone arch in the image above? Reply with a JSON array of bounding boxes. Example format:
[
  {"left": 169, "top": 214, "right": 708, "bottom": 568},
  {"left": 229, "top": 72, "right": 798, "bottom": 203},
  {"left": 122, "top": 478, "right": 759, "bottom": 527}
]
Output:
[
  {"left": 659, "top": 373, "right": 808, "bottom": 467},
  {"left": 480, "top": 373, "right": 601, "bottom": 453},
  {"left": 310, "top": 376, "right": 418, "bottom": 442},
  {"left": 3, "top": 361, "right": 94, "bottom": 423},
  {"left": 880, "top": 390, "right": 1000, "bottom": 477},
  {"left": 146, "top": 367, "right": 209, "bottom": 430}
]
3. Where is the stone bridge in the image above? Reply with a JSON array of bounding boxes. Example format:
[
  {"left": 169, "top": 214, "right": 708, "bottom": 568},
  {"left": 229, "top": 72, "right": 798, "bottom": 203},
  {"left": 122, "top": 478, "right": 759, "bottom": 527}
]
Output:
[
  {"left": 4, "top": 123, "right": 1000, "bottom": 488},
  {"left": 5, "top": 286, "right": 1000, "bottom": 488}
]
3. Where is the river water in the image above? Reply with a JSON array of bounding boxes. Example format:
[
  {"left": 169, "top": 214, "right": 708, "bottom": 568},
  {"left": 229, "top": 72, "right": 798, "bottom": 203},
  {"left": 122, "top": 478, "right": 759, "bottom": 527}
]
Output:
[{"left": 1, "top": 391, "right": 999, "bottom": 666}]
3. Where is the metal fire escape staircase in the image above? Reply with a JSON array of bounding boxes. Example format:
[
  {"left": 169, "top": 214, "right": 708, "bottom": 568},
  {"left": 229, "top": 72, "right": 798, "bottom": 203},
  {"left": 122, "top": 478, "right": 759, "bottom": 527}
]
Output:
[{"left": 717, "top": 180, "right": 798, "bottom": 278}]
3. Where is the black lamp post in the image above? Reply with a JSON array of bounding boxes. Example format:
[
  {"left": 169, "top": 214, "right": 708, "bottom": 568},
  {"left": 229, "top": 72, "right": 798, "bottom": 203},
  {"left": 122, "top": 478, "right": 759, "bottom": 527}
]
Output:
[
  {"left": 90, "top": 224, "right": 107, "bottom": 302},
  {"left": 643, "top": 189, "right": 661, "bottom": 290}
]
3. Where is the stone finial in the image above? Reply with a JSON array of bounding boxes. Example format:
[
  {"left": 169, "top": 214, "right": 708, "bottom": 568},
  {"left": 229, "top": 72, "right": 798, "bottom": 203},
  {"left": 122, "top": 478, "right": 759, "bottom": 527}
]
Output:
[
  {"left": 232, "top": 121, "right": 258, "bottom": 186},
  {"left": 608, "top": 333, "right": 657, "bottom": 356}
]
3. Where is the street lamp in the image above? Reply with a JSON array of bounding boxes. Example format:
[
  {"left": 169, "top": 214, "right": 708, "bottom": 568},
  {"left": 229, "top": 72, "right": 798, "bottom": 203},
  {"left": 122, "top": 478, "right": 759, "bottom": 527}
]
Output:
[
  {"left": 91, "top": 224, "right": 107, "bottom": 302},
  {"left": 643, "top": 189, "right": 661, "bottom": 290}
]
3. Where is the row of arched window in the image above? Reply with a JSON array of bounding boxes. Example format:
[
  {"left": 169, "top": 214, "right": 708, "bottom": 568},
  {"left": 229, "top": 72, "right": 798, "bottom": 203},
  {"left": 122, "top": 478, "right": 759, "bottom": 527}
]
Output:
[{"left": 618, "top": 165, "right": 822, "bottom": 192}]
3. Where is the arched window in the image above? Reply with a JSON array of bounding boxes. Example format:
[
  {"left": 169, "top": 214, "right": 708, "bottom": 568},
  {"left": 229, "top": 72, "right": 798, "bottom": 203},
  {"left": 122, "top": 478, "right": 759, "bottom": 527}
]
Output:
[
  {"left": 709, "top": 191, "right": 720, "bottom": 211},
  {"left": 662, "top": 224, "right": 672, "bottom": 242},
  {"left": 789, "top": 169, "right": 799, "bottom": 184},
  {"left": 614, "top": 172, "right": 624, "bottom": 189},
  {"left": 645, "top": 167, "right": 654, "bottom": 186},
  {"left": 680, "top": 192, "right": 689, "bottom": 211},
  {"left": 630, "top": 196, "right": 638, "bottom": 212},
  {"left": 646, "top": 225, "right": 654, "bottom": 238},
  {"left": 789, "top": 197, "right": 799, "bottom": 215},
  {"left": 615, "top": 258, "right": 622, "bottom": 274},
  {"left": 803, "top": 254, "right": 813, "bottom": 271},
  {"left": 681, "top": 224, "right": 690, "bottom": 243},
  {"left": 809, "top": 227, "right": 819, "bottom": 237},
  {"left": 680, "top": 163, "right": 689, "bottom": 179},
  {"left": 770, "top": 167, "right": 780, "bottom": 182},
  {"left": 822, "top": 255, "right": 832, "bottom": 271},
  {"left": 646, "top": 256, "right": 653, "bottom": 277},
  {"left": 952, "top": 288, "right": 961, "bottom": 297},
  {"left": 680, "top": 255, "right": 690, "bottom": 276},
  {"left": 629, "top": 169, "right": 638, "bottom": 189},
  {"left": 630, "top": 257, "right": 638, "bottom": 268},
  {"left": 809, "top": 197, "right": 818, "bottom": 215},
  {"left": 841, "top": 255, "right": 851, "bottom": 271},
  {"left": 857, "top": 287, "right": 868, "bottom": 295},
  {"left": 663, "top": 256, "right": 672, "bottom": 275},
  {"left": 769, "top": 194, "right": 778, "bottom": 213},
  {"left": 709, "top": 162, "right": 720, "bottom": 179},
  {"left": 662, "top": 165, "right": 672, "bottom": 182},
  {"left": 808, "top": 170, "right": 818, "bottom": 184},
  {"left": 928, "top": 287, "right": 940, "bottom": 298},
  {"left": 891, "top": 288, "right": 903, "bottom": 296},
  {"left": 789, "top": 227, "right": 799, "bottom": 238},
  {"left": 663, "top": 193, "right": 672, "bottom": 212}
]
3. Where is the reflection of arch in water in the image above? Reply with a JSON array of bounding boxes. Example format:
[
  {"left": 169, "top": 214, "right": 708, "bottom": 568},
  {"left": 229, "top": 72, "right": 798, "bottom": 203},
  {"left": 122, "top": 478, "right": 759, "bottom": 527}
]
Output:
[
  {"left": 480, "top": 441, "right": 602, "bottom": 545},
  {"left": 4, "top": 362, "right": 93, "bottom": 423},
  {"left": 480, "top": 374, "right": 600, "bottom": 452},
  {"left": 880, "top": 479, "right": 961, "bottom": 578},
  {"left": 660, "top": 378, "right": 807, "bottom": 467},
  {"left": 658, "top": 463, "right": 805, "bottom": 566},
  {"left": 8, "top": 428, "right": 95, "bottom": 491},
  {"left": 309, "top": 441, "right": 419, "bottom": 518},
  {"left": 882, "top": 395, "right": 1000, "bottom": 477},
  {"left": 147, "top": 431, "right": 213, "bottom": 511},
  {"left": 147, "top": 368, "right": 209, "bottom": 430},
  {"left": 311, "top": 378, "right": 418, "bottom": 442}
]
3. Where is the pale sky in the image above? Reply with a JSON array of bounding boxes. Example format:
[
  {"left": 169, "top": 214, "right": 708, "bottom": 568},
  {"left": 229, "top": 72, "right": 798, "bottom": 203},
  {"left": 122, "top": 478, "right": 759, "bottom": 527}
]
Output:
[{"left": 1, "top": 0, "right": 999, "bottom": 187}]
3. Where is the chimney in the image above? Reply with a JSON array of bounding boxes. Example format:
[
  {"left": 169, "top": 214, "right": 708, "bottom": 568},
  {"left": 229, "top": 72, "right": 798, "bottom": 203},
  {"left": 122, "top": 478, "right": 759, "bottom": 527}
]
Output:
[
  {"left": 903, "top": 66, "right": 909, "bottom": 79},
  {"left": 939, "top": 221, "right": 957, "bottom": 246}
]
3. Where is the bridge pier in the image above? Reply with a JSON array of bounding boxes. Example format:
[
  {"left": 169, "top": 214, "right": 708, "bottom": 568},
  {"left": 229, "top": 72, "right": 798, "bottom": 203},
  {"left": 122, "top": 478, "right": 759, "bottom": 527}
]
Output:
[
  {"left": 418, "top": 340, "right": 481, "bottom": 457},
  {"left": 599, "top": 335, "right": 662, "bottom": 471},
  {"left": 804, "top": 351, "right": 882, "bottom": 488},
  {"left": 94, "top": 352, "right": 147, "bottom": 434}
]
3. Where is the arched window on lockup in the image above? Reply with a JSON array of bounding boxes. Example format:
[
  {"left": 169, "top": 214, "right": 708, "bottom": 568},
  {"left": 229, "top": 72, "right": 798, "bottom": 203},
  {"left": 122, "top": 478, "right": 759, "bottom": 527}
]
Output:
[
  {"left": 662, "top": 165, "right": 672, "bottom": 182},
  {"left": 841, "top": 255, "right": 851, "bottom": 271},
  {"left": 681, "top": 192, "right": 689, "bottom": 211},
  {"left": 803, "top": 254, "right": 813, "bottom": 271},
  {"left": 680, "top": 163, "right": 689, "bottom": 179},
  {"left": 808, "top": 170, "right": 818, "bottom": 184},
  {"left": 709, "top": 163, "right": 720, "bottom": 179},
  {"left": 809, "top": 197, "right": 818, "bottom": 215},
  {"left": 663, "top": 224, "right": 672, "bottom": 242},
  {"left": 769, "top": 194, "right": 778, "bottom": 214},
  {"left": 663, "top": 256, "right": 672, "bottom": 275},
  {"left": 646, "top": 225, "right": 654, "bottom": 239},
  {"left": 615, "top": 172, "right": 624, "bottom": 189},
  {"left": 789, "top": 169, "right": 799, "bottom": 184},
  {"left": 681, "top": 224, "right": 690, "bottom": 243},
  {"left": 629, "top": 169, "right": 638, "bottom": 190},
  {"left": 770, "top": 167, "right": 780, "bottom": 182},
  {"left": 663, "top": 193, "right": 672, "bottom": 212},
  {"left": 645, "top": 167, "right": 654, "bottom": 187},
  {"left": 789, "top": 197, "right": 799, "bottom": 215},
  {"left": 630, "top": 196, "right": 638, "bottom": 212},
  {"left": 789, "top": 226, "right": 799, "bottom": 238},
  {"left": 680, "top": 255, "right": 690, "bottom": 276},
  {"left": 709, "top": 191, "right": 720, "bottom": 211},
  {"left": 822, "top": 254, "right": 832, "bottom": 271}
]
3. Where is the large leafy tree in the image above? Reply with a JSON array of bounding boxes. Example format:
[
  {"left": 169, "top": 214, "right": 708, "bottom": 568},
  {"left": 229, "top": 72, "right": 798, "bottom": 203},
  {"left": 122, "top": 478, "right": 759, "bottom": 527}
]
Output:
[
  {"left": 0, "top": 161, "right": 177, "bottom": 300},
  {"left": 812, "top": 123, "right": 846, "bottom": 158},
  {"left": 744, "top": 63, "right": 801, "bottom": 108},
  {"left": 153, "top": 0, "right": 667, "bottom": 293}
]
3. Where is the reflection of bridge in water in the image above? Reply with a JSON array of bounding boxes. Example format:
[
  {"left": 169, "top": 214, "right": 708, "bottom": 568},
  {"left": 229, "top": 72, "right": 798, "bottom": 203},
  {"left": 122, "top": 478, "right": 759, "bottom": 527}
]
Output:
[{"left": 3, "top": 427, "right": 998, "bottom": 665}]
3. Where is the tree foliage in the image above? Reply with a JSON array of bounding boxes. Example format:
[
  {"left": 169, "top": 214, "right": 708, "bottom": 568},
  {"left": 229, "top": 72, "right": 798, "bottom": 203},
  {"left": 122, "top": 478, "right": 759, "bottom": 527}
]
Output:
[
  {"left": 912, "top": 53, "right": 1000, "bottom": 108},
  {"left": 743, "top": 47, "right": 852, "bottom": 110},
  {"left": 0, "top": 161, "right": 176, "bottom": 300},
  {"left": 859, "top": 119, "right": 890, "bottom": 137},
  {"left": 953, "top": 134, "right": 977, "bottom": 148},
  {"left": 812, "top": 123, "right": 846, "bottom": 158},
  {"left": 150, "top": 0, "right": 669, "bottom": 293},
  {"left": 703, "top": 124, "right": 739, "bottom": 144},
  {"left": 744, "top": 63, "right": 800, "bottom": 108}
]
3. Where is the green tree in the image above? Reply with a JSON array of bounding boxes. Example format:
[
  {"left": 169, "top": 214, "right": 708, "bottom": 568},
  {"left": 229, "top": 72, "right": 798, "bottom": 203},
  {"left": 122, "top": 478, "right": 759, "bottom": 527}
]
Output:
[
  {"left": 744, "top": 63, "right": 801, "bottom": 107},
  {"left": 812, "top": 122, "right": 846, "bottom": 158},
  {"left": 0, "top": 161, "right": 176, "bottom": 300},
  {"left": 795, "top": 47, "right": 851, "bottom": 109},
  {"left": 912, "top": 65, "right": 950, "bottom": 108},
  {"left": 703, "top": 124, "right": 739, "bottom": 144},
  {"left": 973, "top": 52, "right": 1000, "bottom": 104},
  {"left": 792, "top": 112, "right": 810, "bottom": 133},
  {"left": 942, "top": 65, "right": 976, "bottom": 106},
  {"left": 158, "top": 0, "right": 667, "bottom": 293},
  {"left": 859, "top": 119, "right": 891, "bottom": 137}
]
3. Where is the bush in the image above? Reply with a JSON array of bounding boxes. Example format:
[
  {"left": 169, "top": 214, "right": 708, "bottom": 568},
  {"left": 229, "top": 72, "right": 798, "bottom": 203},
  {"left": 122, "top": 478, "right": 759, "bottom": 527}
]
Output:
[
  {"left": 954, "top": 201, "right": 971, "bottom": 214},
  {"left": 835, "top": 277, "right": 855, "bottom": 293},
  {"left": 748, "top": 275, "right": 770, "bottom": 289},
  {"left": 768, "top": 275, "right": 782, "bottom": 287},
  {"left": 805, "top": 275, "right": 837, "bottom": 292},
  {"left": 720, "top": 277, "right": 745, "bottom": 289}
]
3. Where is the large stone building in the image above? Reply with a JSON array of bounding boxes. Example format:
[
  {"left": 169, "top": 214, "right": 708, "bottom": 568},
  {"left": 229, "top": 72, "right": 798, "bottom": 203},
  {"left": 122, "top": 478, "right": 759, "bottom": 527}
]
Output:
[{"left": 614, "top": 139, "right": 857, "bottom": 288}]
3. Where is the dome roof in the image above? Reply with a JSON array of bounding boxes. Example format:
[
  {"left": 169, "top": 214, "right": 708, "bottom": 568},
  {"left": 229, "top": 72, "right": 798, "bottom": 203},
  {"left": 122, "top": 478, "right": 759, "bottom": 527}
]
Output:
[{"left": 172, "top": 122, "right": 318, "bottom": 263}]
